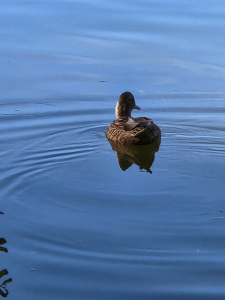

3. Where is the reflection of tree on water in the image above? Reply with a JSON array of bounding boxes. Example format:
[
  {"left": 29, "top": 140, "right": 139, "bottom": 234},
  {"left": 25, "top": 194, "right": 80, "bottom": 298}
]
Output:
[
  {"left": 108, "top": 139, "right": 160, "bottom": 174},
  {"left": 0, "top": 213, "right": 12, "bottom": 298},
  {"left": 0, "top": 270, "right": 12, "bottom": 298},
  {"left": 0, "top": 239, "right": 7, "bottom": 254}
]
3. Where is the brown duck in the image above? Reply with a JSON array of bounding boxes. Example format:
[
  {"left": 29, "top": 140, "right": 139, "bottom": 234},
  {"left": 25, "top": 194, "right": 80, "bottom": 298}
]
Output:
[{"left": 106, "top": 92, "right": 161, "bottom": 145}]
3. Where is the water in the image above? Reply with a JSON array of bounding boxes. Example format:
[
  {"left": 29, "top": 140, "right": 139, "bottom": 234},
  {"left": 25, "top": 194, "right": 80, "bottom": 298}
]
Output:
[{"left": 1, "top": 1, "right": 225, "bottom": 299}]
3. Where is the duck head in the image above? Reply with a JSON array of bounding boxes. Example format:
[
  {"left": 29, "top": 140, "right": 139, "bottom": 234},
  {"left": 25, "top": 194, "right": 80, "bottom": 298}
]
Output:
[{"left": 115, "top": 92, "right": 141, "bottom": 119}]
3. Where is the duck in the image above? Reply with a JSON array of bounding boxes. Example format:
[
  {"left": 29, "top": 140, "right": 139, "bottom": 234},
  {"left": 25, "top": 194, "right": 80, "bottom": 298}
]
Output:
[{"left": 106, "top": 92, "right": 161, "bottom": 145}]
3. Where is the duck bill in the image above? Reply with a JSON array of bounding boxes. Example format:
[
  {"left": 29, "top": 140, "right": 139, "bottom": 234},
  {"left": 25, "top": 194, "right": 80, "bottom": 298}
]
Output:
[{"left": 134, "top": 104, "right": 141, "bottom": 110}]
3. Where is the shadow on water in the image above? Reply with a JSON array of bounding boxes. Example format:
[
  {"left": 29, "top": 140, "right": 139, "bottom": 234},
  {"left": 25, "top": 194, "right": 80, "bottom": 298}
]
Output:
[
  {"left": 108, "top": 140, "right": 160, "bottom": 174},
  {"left": 0, "top": 212, "right": 12, "bottom": 298}
]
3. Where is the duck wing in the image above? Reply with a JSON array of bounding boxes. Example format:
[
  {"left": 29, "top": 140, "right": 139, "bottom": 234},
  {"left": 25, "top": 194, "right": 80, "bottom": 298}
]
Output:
[{"left": 122, "top": 117, "right": 154, "bottom": 132}]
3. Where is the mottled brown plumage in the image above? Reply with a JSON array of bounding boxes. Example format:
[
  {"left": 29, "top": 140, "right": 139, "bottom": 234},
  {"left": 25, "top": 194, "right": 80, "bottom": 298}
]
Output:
[{"left": 106, "top": 92, "right": 161, "bottom": 145}]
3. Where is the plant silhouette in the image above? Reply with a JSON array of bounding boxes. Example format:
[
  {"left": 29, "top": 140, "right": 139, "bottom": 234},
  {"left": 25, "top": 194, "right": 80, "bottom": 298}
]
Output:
[{"left": 0, "top": 213, "right": 12, "bottom": 298}]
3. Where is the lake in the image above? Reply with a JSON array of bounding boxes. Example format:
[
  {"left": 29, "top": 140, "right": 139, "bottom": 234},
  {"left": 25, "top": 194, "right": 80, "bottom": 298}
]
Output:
[{"left": 1, "top": 0, "right": 225, "bottom": 299}]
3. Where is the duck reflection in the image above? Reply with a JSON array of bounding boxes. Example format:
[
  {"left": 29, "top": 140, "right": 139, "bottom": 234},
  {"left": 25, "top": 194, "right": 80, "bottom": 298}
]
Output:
[
  {"left": 0, "top": 213, "right": 12, "bottom": 298},
  {"left": 108, "top": 139, "right": 160, "bottom": 173}
]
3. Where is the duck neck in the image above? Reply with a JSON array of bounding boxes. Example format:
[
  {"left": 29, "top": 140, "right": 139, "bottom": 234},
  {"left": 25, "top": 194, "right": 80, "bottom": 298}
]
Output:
[{"left": 115, "top": 102, "right": 131, "bottom": 119}]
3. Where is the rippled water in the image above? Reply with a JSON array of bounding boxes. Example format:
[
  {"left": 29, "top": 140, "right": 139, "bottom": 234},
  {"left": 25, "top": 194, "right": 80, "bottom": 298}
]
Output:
[{"left": 1, "top": 1, "right": 225, "bottom": 299}]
